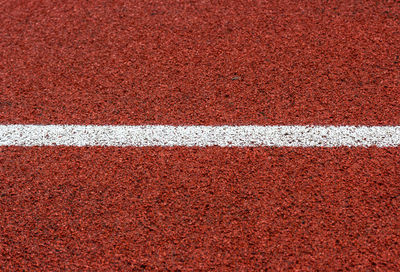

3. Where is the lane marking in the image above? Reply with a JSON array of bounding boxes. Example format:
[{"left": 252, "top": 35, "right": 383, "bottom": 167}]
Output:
[{"left": 0, "top": 125, "right": 399, "bottom": 147}]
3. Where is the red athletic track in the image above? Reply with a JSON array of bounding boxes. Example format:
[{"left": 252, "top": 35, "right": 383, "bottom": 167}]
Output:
[
  {"left": 1, "top": 0, "right": 400, "bottom": 271},
  {"left": 1, "top": 147, "right": 399, "bottom": 270},
  {"left": 1, "top": 0, "right": 399, "bottom": 125}
]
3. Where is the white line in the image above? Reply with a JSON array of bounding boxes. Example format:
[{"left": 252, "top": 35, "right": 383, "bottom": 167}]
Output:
[{"left": 0, "top": 125, "right": 399, "bottom": 147}]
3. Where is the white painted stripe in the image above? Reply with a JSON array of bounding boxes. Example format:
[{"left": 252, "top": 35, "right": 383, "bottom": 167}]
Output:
[{"left": 0, "top": 125, "right": 399, "bottom": 147}]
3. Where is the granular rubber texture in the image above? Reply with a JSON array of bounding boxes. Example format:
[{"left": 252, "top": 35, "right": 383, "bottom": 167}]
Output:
[
  {"left": 1, "top": 0, "right": 399, "bottom": 125},
  {"left": 1, "top": 147, "right": 399, "bottom": 270}
]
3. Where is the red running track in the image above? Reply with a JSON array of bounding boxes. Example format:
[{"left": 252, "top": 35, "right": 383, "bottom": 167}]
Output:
[
  {"left": 1, "top": 0, "right": 399, "bottom": 125},
  {"left": 1, "top": 147, "right": 400, "bottom": 270},
  {"left": 1, "top": 0, "right": 400, "bottom": 271}
]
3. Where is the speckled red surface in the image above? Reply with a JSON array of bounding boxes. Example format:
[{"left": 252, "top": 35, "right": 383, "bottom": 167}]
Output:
[
  {"left": 1, "top": 0, "right": 399, "bottom": 125},
  {"left": 1, "top": 0, "right": 400, "bottom": 271},
  {"left": 1, "top": 147, "right": 399, "bottom": 270}
]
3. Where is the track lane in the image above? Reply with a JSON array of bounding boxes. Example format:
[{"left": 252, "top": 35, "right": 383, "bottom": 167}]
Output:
[
  {"left": 1, "top": 0, "right": 399, "bottom": 125},
  {"left": 1, "top": 147, "right": 399, "bottom": 270}
]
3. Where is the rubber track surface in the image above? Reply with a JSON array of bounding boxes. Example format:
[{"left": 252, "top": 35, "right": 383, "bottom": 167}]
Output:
[
  {"left": 1, "top": 0, "right": 400, "bottom": 271},
  {"left": 1, "top": 0, "right": 399, "bottom": 125},
  {"left": 1, "top": 147, "right": 399, "bottom": 270}
]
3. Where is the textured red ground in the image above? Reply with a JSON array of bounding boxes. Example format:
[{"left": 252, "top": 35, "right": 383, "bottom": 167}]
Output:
[
  {"left": 1, "top": 0, "right": 399, "bottom": 125},
  {"left": 1, "top": 147, "right": 399, "bottom": 270},
  {"left": 1, "top": 0, "right": 400, "bottom": 271}
]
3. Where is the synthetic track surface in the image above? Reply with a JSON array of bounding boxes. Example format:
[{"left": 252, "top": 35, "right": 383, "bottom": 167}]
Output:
[
  {"left": 1, "top": 0, "right": 399, "bottom": 125},
  {"left": 1, "top": 147, "right": 399, "bottom": 270},
  {"left": 1, "top": 0, "right": 400, "bottom": 271}
]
